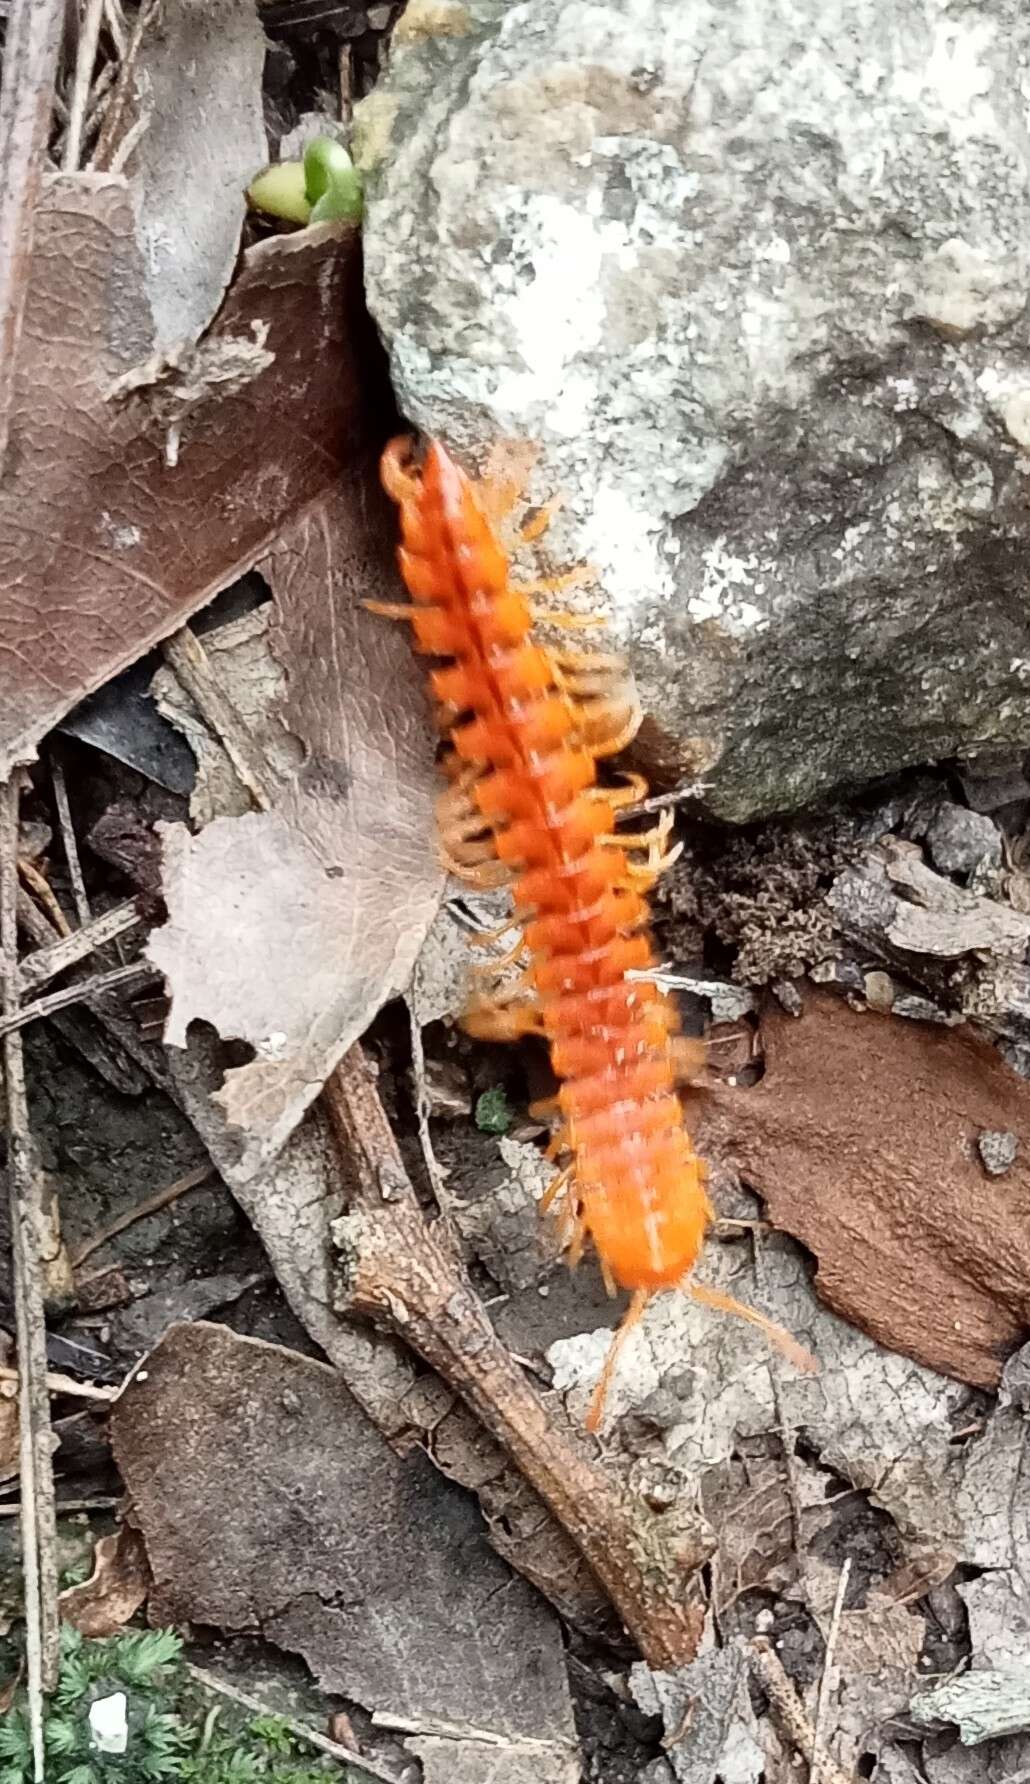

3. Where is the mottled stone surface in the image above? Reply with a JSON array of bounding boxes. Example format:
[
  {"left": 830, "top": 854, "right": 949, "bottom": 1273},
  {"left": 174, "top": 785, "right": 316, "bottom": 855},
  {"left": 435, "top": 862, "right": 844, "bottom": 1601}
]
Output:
[
  {"left": 358, "top": 0, "right": 1030, "bottom": 819},
  {"left": 925, "top": 801, "right": 1002, "bottom": 876}
]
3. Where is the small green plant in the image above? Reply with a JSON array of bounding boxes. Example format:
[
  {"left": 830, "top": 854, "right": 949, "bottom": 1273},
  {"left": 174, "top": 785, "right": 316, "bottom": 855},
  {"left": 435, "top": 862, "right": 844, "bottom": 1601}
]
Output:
[
  {"left": 474, "top": 1086, "right": 513, "bottom": 1134},
  {"left": 248, "top": 137, "right": 363, "bottom": 227},
  {"left": 0, "top": 1627, "right": 340, "bottom": 1784}
]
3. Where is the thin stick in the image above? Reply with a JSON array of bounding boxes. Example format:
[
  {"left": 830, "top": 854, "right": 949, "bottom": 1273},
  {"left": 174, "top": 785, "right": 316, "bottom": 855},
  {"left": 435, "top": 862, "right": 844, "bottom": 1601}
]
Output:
[
  {"left": 62, "top": 0, "right": 105, "bottom": 170},
  {"left": 406, "top": 999, "right": 455, "bottom": 1216},
  {"left": 0, "top": 1496, "right": 122, "bottom": 1517},
  {"left": 162, "top": 628, "right": 274, "bottom": 812},
  {"left": 2, "top": 780, "right": 59, "bottom": 1773},
  {"left": 748, "top": 1642, "right": 856, "bottom": 1784},
  {"left": 0, "top": 1365, "right": 118, "bottom": 1403},
  {"left": 326, "top": 1044, "right": 713, "bottom": 1670},
  {"left": 811, "top": 1558, "right": 851, "bottom": 1784},
  {"left": 0, "top": 0, "right": 65, "bottom": 475},
  {"left": 185, "top": 1663, "right": 403, "bottom": 1784},
  {"left": 50, "top": 755, "right": 92, "bottom": 928},
  {"left": 0, "top": 959, "right": 155, "bottom": 1041},
  {"left": 372, "top": 1710, "right": 562, "bottom": 1750},
  {"left": 71, "top": 1162, "right": 214, "bottom": 1267},
  {"left": 89, "top": 0, "right": 157, "bottom": 172},
  {"left": 19, "top": 897, "right": 144, "bottom": 991},
  {"left": 102, "top": 0, "right": 127, "bottom": 59},
  {"left": 17, "top": 858, "right": 71, "bottom": 937}
]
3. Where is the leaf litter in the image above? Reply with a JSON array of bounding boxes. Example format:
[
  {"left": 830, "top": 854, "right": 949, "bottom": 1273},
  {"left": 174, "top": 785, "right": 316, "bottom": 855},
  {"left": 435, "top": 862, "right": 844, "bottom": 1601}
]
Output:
[
  {"left": 8, "top": 10, "right": 1030, "bottom": 1784},
  {"left": 148, "top": 473, "right": 446, "bottom": 1176},
  {"left": 0, "top": 174, "right": 368, "bottom": 775}
]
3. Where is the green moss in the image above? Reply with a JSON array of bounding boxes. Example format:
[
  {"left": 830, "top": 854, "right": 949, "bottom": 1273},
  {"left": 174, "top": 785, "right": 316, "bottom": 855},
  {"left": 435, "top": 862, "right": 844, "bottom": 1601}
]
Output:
[
  {"left": 474, "top": 1087, "right": 512, "bottom": 1135},
  {"left": 0, "top": 1627, "right": 353, "bottom": 1784}
]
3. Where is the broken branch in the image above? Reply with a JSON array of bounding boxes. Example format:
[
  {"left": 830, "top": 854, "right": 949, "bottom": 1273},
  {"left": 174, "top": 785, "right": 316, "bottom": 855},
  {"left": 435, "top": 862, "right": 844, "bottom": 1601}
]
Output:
[{"left": 325, "top": 1044, "right": 713, "bottom": 1670}]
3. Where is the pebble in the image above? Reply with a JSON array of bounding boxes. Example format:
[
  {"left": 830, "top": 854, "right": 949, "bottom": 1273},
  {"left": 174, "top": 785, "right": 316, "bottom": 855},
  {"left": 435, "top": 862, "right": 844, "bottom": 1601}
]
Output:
[
  {"left": 978, "top": 1130, "right": 1018, "bottom": 1177},
  {"left": 925, "top": 802, "right": 1002, "bottom": 877}
]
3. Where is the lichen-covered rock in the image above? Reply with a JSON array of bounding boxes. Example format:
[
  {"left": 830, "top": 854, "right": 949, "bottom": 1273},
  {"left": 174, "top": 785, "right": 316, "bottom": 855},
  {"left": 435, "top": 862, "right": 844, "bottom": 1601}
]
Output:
[
  {"left": 925, "top": 801, "right": 1002, "bottom": 877},
  {"left": 357, "top": 0, "right": 1030, "bottom": 820}
]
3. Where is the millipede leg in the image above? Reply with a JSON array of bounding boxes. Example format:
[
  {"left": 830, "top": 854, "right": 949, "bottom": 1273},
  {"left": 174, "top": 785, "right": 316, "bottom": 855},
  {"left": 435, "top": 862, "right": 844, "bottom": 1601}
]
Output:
[
  {"left": 592, "top": 773, "right": 649, "bottom": 811},
  {"left": 470, "top": 933, "right": 528, "bottom": 972},
  {"left": 586, "top": 1288, "right": 650, "bottom": 1433},
  {"left": 539, "top": 1164, "right": 572, "bottom": 1215},
  {"left": 585, "top": 707, "right": 642, "bottom": 758},
  {"left": 685, "top": 1280, "right": 819, "bottom": 1376},
  {"left": 364, "top": 599, "right": 419, "bottom": 621}
]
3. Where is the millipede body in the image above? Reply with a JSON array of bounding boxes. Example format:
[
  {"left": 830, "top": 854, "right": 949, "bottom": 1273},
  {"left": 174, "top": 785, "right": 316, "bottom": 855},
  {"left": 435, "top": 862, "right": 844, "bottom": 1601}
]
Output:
[{"left": 377, "top": 435, "right": 810, "bottom": 1422}]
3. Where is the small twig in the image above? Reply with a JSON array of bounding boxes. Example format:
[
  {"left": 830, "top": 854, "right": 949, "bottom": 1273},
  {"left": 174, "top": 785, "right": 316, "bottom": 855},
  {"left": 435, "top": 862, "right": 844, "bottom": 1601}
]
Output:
[
  {"left": 751, "top": 1230, "right": 806, "bottom": 1562},
  {"left": 0, "top": 1365, "right": 117, "bottom": 1403},
  {"left": 0, "top": 1496, "right": 122, "bottom": 1517},
  {"left": 61, "top": 0, "right": 105, "bottom": 170},
  {"left": 407, "top": 999, "right": 455, "bottom": 1217},
  {"left": 185, "top": 1663, "right": 404, "bottom": 1784},
  {"left": 811, "top": 1559, "right": 851, "bottom": 1784},
  {"left": 371, "top": 1711, "right": 561, "bottom": 1750},
  {"left": 17, "top": 858, "right": 71, "bottom": 938},
  {"left": 71, "top": 1161, "right": 215, "bottom": 1267},
  {"left": 19, "top": 897, "right": 145, "bottom": 991},
  {"left": 618, "top": 780, "right": 711, "bottom": 821},
  {"left": 0, "top": 959, "right": 155, "bottom": 1041},
  {"left": 326, "top": 1044, "right": 713, "bottom": 1670},
  {"left": 50, "top": 754, "right": 92, "bottom": 928},
  {"left": 105, "top": 107, "right": 150, "bottom": 175},
  {"left": 102, "top": 0, "right": 127, "bottom": 59},
  {"left": 162, "top": 628, "right": 275, "bottom": 812},
  {"left": 0, "top": 0, "right": 65, "bottom": 475},
  {"left": 749, "top": 1642, "right": 856, "bottom": 1784},
  {"left": 89, "top": 0, "right": 157, "bottom": 171},
  {"left": 2, "top": 779, "right": 60, "bottom": 1775}
]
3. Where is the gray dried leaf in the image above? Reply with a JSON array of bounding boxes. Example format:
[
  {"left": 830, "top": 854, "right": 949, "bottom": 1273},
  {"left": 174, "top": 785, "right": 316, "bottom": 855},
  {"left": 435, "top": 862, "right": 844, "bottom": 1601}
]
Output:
[
  {"left": 149, "top": 480, "right": 446, "bottom": 1177},
  {"left": 407, "top": 1733, "right": 579, "bottom": 1784},
  {"left": 129, "top": 0, "right": 267, "bottom": 350},
  {"left": 883, "top": 844, "right": 1030, "bottom": 958},
  {"left": 112, "top": 1321, "right": 578, "bottom": 1764},
  {"left": 152, "top": 608, "right": 292, "bottom": 823},
  {"left": 912, "top": 1665, "right": 1030, "bottom": 1745},
  {"left": 631, "top": 1640, "right": 763, "bottom": 1784}
]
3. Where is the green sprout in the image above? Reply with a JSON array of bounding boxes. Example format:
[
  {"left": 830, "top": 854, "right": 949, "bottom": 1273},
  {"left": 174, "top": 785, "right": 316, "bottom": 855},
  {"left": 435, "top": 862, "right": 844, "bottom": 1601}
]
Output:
[
  {"left": 248, "top": 136, "right": 363, "bottom": 228},
  {"left": 475, "top": 1087, "right": 513, "bottom": 1135}
]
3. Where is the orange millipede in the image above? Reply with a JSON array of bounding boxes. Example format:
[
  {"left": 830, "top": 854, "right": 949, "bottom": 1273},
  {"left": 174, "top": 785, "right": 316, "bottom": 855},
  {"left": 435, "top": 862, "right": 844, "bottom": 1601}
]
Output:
[{"left": 375, "top": 435, "right": 815, "bottom": 1426}]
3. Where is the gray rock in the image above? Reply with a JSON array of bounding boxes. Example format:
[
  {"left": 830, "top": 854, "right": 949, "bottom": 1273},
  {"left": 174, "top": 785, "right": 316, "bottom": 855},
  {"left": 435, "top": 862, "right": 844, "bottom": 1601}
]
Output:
[
  {"left": 978, "top": 1129, "right": 1018, "bottom": 1176},
  {"left": 359, "top": 0, "right": 1030, "bottom": 820},
  {"left": 958, "top": 749, "right": 1030, "bottom": 815},
  {"left": 925, "top": 802, "right": 1003, "bottom": 877}
]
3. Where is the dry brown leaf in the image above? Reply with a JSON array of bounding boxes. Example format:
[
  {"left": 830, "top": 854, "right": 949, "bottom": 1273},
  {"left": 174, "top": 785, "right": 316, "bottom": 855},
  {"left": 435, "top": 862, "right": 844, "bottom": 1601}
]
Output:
[
  {"left": 0, "top": 174, "right": 368, "bottom": 775},
  {"left": 112, "top": 1321, "right": 578, "bottom": 1765},
  {"left": 699, "top": 991, "right": 1030, "bottom": 1387},
  {"left": 127, "top": 0, "right": 267, "bottom": 350},
  {"left": 148, "top": 477, "right": 445, "bottom": 1175},
  {"left": 58, "top": 1526, "right": 150, "bottom": 1637}
]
